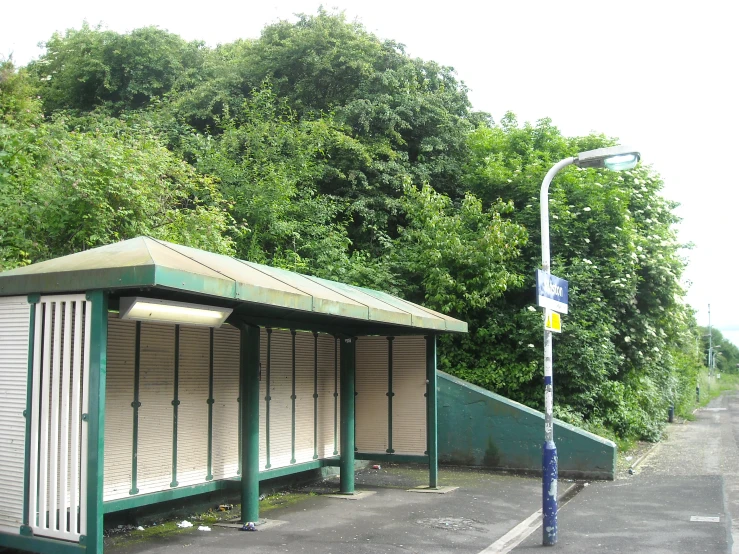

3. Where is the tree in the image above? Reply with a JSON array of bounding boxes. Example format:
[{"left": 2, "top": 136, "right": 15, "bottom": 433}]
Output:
[
  {"left": 29, "top": 23, "right": 206, "bottom": 114},
  {"left": 393, "top": 183, "right": 526, "bottom": 317},
  {"left": 700, "top": 327, "right": 739, "bottom": 374},
  {"left": 1, "top": 64, "right": 235, "bottom": 267},
  {"left": 165, "top": 10, "right": 481, "bottom": 253},
  {"left": 187, "top": 85, "right": 396, "bottom": 289},
  {"left": 454, "top": 115, "right": 701, "bottom": 440},
  {"left": 0, "top": 60, "right": 45, "bottom": 268},
  {"left": 12, "top": 18, "right": 706, "bottom": 442}
]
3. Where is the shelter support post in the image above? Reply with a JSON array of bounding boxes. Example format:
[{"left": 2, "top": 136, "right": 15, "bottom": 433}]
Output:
[
  {"left": 426, "top": 335, "right": 438, "bottom": 489},
  {"left": 340, "top": 337, "right": 356, "bottom": 494},
  {"left": 240, "top": 325, "right": 260, "bottom": 523},
  {"left": 86, "top": 290, "right": 108, "bottom": 554}
]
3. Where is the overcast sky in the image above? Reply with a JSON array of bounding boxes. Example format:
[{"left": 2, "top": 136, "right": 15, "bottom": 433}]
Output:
[{"left": 3, "top": 0, "right": 737, "bottom": 346}]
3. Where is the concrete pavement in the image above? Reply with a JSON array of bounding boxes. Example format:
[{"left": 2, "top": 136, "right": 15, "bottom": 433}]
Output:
[
  {"left": 90, "top": 391, "right": 739, "bottom": 554},
  {"left": 107, "top": 467, "right": 547, "bottom": 554},
  {"left": 514, "top": 392, "right": 738, "bottom": 553}
]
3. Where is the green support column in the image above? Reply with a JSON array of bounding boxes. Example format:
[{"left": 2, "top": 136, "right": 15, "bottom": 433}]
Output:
[
  {"left": 22, "top": 294, "right": 40, "bottom": 533},
  {"left": 312, "top": 332, "right": 319, "bottom": 460},
  {"left": 170, "top": 325, "right": 180, "bottom": 488},
  {"left": 386, "top": 337, "right": 394, "bottom": 454},
  {"left": 86, "top": 290, "right": 108, "bottom": 554},
  {"left": 339, "top": 337, "right": 356, "bottom": 494},
  {"left": 240, "top": 324, "right": 260, "bottom": 523},
  {"left": 290, "top": 330, "right": 297, "bottom": 464},
  {"left": 206, "top": 328, "right": 214, "bottom": 481},
  {"left": 425, "top": 334, "right": 438, "bottom": 489},
  {"left": 333, "top": 337, "right": 338, "bottom": 456},
  {"left": 130, "top": 322, "right": 141, "bottom": 494}
]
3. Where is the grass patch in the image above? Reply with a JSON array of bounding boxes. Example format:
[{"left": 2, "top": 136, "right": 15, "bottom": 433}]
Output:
[
  {"left": 259, "top": 491, "right": 315, "bottom": 513},
  {"left": 697, "top": 372, "right": 739, "bottom": 407},
  {"left": 105, "top": 520, "right": 197, "bottom": 549}
]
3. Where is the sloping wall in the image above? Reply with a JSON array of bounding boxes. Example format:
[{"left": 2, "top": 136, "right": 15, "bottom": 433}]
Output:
[{"left": 438, "top": 372, "right": 616, "bottom": 480}]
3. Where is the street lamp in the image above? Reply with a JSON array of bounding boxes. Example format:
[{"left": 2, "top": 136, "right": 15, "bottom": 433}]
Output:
[{"left": 539, "top": 145, "right": 640, "bottom": 546}]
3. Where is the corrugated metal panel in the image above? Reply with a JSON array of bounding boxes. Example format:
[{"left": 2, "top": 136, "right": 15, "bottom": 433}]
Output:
[
  {"left": 0, "top": 296, "right": 30, "bottom": 534},
  {"left": 355, "top": 337, "right": 388, "bottom": 453},
  {"left": 266, "top": 330, "right": 292, "bottom": 469},
  {"left": 245, "top": 265, "right": 368, "bottom": 320},
  {"left": 28, "top": 296, "right": 88, "bottom": 541},
  {"left": 137, "top": 322, "right": 175, "bottom": 495},
  {"left": 392, "top": 336, "right": 427, "bottom": 455},
  {"left": 293, "top": 332, "right": 315, "bottom": 464},
  {"left": 103, "top": 315, "right": 136, "bottom": 501},
  {"left": 259, "top": 328, "right": 268, "bottom": 469},
  {"left": 155, "top": 242, "right": 312, "bottom": 309},
  {"left": 177, "top": 326, "right": 210, "bottom": 487},
  {"left": 304, "top": 276, "right": 412, "bottom": 327},
  {"left": 212, "top": 325, "right": 239, "bottom": 480},
  {"left": 316, "top": 334, "right": 338, "bottom": 458}
]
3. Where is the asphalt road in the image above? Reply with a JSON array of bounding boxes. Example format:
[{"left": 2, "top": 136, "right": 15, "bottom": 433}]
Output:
[{"left": 515, "top": 389, "right": 739, "bottom": 553}]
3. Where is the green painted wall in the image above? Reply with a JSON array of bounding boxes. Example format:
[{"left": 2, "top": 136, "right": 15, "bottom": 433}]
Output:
[{"left": 438, "top": 372, "right": 616, "bottom": 480}]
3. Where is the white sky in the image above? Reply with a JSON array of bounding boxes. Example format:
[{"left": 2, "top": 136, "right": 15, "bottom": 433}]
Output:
[{"left": 3, "top": 0, "right": 737, "bottom": 346}]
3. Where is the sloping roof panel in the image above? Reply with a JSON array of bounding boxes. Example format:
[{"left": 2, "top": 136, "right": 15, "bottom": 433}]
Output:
[{"left": 0, "top": 237, "right": 467, "bottom": 334}]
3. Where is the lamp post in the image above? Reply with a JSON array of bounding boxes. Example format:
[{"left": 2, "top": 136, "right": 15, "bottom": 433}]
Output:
[
  {"left": 708, "top": 304, "right": 714, "bottom": 375},
  {"left": 540, "top": 145, "right": 640, "bottom": 546}
]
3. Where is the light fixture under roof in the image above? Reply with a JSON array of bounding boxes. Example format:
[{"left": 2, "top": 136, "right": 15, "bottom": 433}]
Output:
[{"left": 119, "top": 297, "right": 232, "bottom": 328}]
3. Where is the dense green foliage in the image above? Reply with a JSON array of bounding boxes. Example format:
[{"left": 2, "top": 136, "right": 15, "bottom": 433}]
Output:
[
  {"left": 1, "top": 11, "right": 714, "bottom": 441},
  {"left": 700, "top": 327, "right": 739, "bottom": 375}
]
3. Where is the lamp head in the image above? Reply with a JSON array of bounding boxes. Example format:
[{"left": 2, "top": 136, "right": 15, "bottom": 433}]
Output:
[{"left": 574, "top": 145, "right": 640, "bottom": 171}]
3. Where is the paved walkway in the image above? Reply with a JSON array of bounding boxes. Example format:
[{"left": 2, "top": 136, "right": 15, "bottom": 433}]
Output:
[
  {"left": 15, "top": 391, "right": 731, "bottom": 554},
  {"left": 108, "top": 467, "right": 545, "bottom": 554},
  {"left": 513, "top": 393, "right": 737, "bottom": 553}
]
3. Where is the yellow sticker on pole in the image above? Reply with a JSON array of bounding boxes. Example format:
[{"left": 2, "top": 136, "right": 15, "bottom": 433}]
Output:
[{"left": 544, "top": 309, "right": 562, "bottom": 333}]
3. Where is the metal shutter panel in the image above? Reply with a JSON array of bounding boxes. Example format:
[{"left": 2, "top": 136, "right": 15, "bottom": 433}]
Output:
[{"left": 0, "top": 296, "right": 30, "bottom": 534}]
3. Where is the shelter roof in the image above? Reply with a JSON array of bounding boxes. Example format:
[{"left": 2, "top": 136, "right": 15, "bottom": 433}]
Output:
[{"left": 0, "top": 237, "right": 467, "bottom": 335}]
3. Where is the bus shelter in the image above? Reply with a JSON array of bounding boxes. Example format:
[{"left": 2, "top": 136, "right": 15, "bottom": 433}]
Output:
[{"left": 0, "top": 236, "right": 467, "bottom": 554}]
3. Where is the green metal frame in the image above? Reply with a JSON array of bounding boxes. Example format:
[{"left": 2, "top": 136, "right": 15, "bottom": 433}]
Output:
[
  {"left": 290, "top": 330, "right": 297, "bottom": 464},
  {"left": 258, "top": 457, "right": 339, "bottom": 481},
  {"left": 240, "top": 324, "right": 260, "bottom": 523},
  {"left": 102, "top": 456, "right": 345, "bottom": 516},
  {"left": 0, "top": 533, "right": 87, "bottom": 554},
  {"left": 355, "top": 453, "right": 429, "bottom": 464},
  {"left": 86, "top": 290, "right": 108, "bottom": 554},
  {"left": 333, "top": 337, "right": 339, "bottom": 456},
  {"left": 312, "top": 332, "right": 319, "bottom": 460},
  {"left": 236, "top": 395, "right": 241, "bottom": 476},
  {"left": 426, "top": 335, "right": 438, "bottom": 488},
  {"left": 265, "top": 328, "right": 272, "bottom": 469},
  {"left": 0, "top": 237, "right": 469, "bottom": 334},
  {"left": 130, "top": 321, "right": 141, "bottom": 495},
  {"left": 206, "top": 328, "right": 214, "bottom": 481},
  {"left": 21, "top": 295, "right": 40, "bottom": 532},
  {"left": 386, "top": 336, "right": 394, "bottom": 454},
  {"left": 170, "top": 325, "right": 180, "bottom": 488},
  {"left": 339, "top": 337, "right": 356, "bottom": 494},
  {"left": 103, "top": 479, "right": 239, "bottom": 514}
]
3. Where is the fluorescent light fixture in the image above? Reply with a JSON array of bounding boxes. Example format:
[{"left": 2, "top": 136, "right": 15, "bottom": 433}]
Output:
[
  {"left": 119, "top": 297, "right": 232, "bottom": 327},
  {"left": 574, "top": 145, "right": 640, "bottom": 171}
]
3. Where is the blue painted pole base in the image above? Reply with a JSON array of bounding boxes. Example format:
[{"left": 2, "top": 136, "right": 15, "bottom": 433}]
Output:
[{"left": 542, "top": 440, "right": 558, "bottom": 546}]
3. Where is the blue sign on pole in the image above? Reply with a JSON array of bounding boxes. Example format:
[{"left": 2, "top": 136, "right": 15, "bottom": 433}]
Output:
[{"left": 536, "top": 270, "right": 568, "bottom": 314}]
